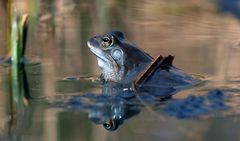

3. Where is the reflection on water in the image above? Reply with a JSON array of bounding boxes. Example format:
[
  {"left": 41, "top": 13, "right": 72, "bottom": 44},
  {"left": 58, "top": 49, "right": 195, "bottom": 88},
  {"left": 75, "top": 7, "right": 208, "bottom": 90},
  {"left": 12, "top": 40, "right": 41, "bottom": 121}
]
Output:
[
  {"left": 49, "top": 80, "right": 173, "bottom": 131},
  {"left": 48, "top": 79, "right": 240, "bottom": 131},
  {"left": 1, "top": 0, "right": 240, "bottom": 141}
]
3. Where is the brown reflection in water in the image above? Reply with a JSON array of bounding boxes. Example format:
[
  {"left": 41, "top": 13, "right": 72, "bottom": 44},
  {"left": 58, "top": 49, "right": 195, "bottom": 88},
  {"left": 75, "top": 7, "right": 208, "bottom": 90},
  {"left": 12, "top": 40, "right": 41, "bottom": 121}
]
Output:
[
  {"left": 0, "top": 69, "right": 9, "bottom": 140},
  {"left": 1, "top": 0, "right": 240, "bottom": 78},
  {"left": 132, "top": 1, "right": 240, "bottom": 78},
  {"left": 0, "top": 1, "right": 7, "bottom": 56}
]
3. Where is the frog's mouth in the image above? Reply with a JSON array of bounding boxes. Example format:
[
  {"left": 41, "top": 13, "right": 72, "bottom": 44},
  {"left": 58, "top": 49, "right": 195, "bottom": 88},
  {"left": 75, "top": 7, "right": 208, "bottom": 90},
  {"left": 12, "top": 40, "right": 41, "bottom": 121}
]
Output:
[
  {"left": 87, "top": 41, "right": 109, "bottom": 62},
  {"left": 87, "top": 41, "right": 119, "bottom": 72}
]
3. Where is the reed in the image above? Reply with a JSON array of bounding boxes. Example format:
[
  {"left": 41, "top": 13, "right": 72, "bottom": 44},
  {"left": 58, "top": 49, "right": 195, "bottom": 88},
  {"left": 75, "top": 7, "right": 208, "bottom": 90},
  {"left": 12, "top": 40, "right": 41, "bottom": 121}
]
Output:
[{"left": 8, "top": 0, "right": 30, "bottom": 119}]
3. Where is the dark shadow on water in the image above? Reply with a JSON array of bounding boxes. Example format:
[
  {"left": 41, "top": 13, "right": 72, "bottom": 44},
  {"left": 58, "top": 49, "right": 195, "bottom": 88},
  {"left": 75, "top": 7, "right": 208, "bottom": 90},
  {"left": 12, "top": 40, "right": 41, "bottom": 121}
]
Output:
[{"left": 163, "top": 89, "right": 229, "bottom": 119}]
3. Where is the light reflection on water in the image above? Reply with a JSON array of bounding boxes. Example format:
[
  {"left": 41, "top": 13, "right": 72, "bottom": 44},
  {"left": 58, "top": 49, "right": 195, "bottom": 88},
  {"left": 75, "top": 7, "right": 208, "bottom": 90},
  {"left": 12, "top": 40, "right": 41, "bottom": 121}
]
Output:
[{"left": 0, "top": 0, "right": 240, "bottom": 141}]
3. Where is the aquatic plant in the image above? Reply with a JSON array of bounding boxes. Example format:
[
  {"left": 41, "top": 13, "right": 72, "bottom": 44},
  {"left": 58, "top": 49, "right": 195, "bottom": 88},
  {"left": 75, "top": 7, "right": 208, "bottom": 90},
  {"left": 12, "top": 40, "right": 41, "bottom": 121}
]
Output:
[{"left": 8, "top": 0, "right": 30, "bottom": 119}]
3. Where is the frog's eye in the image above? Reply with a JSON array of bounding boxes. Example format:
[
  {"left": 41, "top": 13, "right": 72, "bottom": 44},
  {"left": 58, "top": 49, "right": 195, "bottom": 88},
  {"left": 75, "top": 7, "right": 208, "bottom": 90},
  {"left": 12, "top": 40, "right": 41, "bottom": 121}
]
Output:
[
  {"left": 102, "top": 35, "right": 114, "bottom": 48},
  {"left": 103, "top": 120, "right": 114, "bottom": 130},
  {"left": 103, "top": 120, "right": 117, "bottom": 131}
]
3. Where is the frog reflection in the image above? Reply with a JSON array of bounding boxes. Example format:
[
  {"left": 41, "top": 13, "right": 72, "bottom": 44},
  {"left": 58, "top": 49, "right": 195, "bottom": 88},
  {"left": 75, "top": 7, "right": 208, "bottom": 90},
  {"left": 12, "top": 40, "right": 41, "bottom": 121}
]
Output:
[
  {"left": 64, "top": 81, "right": 173, "bottom": 131},
  {"left": 88, "top": 90, "right": 141, "bottom": 131},
  {"left": 88, "top": 82, "right": 141, "bottom": 131}
]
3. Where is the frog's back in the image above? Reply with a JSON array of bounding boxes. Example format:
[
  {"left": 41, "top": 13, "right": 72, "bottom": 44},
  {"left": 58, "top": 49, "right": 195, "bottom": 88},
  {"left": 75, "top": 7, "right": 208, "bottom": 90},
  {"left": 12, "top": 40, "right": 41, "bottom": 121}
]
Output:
[{"left": 134, "top": 55, "right": 201, "bottom": 90}]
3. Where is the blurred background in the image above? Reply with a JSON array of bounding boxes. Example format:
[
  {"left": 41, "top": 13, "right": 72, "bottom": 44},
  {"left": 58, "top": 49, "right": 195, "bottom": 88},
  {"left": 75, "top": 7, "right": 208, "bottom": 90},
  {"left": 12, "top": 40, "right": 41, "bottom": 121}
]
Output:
[{"left": 0, "top": 0, "right": 240, "bottom": 141}]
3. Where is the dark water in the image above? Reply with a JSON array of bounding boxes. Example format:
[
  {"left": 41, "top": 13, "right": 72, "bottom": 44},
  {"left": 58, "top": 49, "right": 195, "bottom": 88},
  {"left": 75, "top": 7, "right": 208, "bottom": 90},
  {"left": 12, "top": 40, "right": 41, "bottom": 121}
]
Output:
[{"left": 1, "top": 0, "right": 240, "bottom": 141}]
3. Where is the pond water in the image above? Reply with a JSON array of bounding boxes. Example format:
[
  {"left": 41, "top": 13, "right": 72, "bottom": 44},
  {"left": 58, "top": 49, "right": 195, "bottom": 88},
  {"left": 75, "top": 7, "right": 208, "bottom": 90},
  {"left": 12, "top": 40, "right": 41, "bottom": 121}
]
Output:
[{"left": 1, "top": 0, "right": 240, "bottom": 141}]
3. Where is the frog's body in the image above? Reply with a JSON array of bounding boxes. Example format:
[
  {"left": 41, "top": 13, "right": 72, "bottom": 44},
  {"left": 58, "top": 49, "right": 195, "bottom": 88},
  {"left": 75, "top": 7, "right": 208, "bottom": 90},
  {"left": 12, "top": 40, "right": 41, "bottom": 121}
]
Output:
[{"left": 87, "top": 31, "right": 200, "bottom": 88}]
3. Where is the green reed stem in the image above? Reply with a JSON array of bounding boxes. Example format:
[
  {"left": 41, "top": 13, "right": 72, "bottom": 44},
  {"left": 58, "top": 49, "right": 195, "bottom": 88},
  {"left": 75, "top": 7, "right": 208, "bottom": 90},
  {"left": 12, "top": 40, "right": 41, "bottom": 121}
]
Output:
[{"left": 8, "top": 0, "right": 30, "bottom": 115}]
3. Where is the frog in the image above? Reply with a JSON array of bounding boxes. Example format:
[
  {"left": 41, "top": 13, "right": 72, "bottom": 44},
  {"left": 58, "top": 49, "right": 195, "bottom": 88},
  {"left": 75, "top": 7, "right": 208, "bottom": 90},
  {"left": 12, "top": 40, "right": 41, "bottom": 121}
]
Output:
[
  {"left": 87, "top": 31, "right": 200, "bottom": 90},
  {"left": 87, "top": 31, "right": 153, "bottom": 83}
]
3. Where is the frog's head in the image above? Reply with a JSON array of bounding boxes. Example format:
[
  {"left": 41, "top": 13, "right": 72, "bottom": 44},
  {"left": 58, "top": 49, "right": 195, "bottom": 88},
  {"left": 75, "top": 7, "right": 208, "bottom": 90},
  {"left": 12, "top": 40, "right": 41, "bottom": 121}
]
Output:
[{"left": 87, "top": 31, "right": 153, "bottom": 83}]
